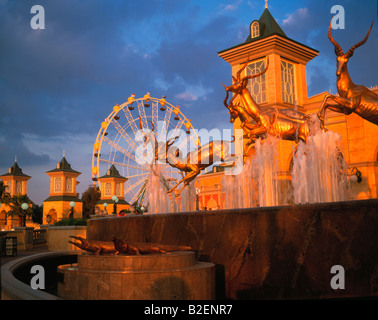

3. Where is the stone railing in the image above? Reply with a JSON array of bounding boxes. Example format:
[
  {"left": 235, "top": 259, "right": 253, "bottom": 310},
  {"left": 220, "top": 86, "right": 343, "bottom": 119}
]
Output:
[{"left": 33, "top": 228, "right": 47, "bottom": 245}]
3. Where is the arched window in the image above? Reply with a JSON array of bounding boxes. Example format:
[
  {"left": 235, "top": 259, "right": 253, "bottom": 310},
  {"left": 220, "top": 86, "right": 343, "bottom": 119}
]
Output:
[
  {"left": 16, "top": 181, "right": 22, "bottom": 195},
  {"left": 251, "top": 21, "right": 260, "bottom": 38},
  {"left": 65, "top": 177, "right": 73, "bottom": 193},
  {"left": 246, "top": 59, "right": 267, "bottom": 104},
  {"left": 54, "top": 177, "right": 61, "bottom": 193},
  {"left": 281, "top": 60, "right": 296, "bottom": 104},
  {"left": 115, "top": 183, "right": 122, "bottom": 196},
  {"left": 105, "top": 183, "right": 111, "bottom": 197}
]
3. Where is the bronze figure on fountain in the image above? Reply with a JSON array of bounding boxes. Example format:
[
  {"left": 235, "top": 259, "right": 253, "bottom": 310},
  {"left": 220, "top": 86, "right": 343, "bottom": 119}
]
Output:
[{"left": 317, "top": 21, "right": 378, "bottom": 129}]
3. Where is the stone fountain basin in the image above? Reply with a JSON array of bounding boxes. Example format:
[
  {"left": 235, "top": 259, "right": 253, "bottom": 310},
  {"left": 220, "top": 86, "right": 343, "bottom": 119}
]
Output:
[{"left": 1, "top": 251, "right": 77, "bottom": 300}]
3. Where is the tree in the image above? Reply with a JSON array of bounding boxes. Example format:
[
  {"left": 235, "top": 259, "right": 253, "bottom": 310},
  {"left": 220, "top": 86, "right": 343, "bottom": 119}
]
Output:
[
  {"left": 7, "top": 194, "right": 32, "bottom": 226},
  {"left": 81, "top": 185, "right": 101, "bottom": 218},
  {"left": 0, "top": 180, "right": 11, "bottom": 202},
  {"left": 32, "top": 204, "right": 43, "bottom": 224}
]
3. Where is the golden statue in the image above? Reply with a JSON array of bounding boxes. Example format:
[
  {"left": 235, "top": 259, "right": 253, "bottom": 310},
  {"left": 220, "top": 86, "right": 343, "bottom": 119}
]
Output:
[
  {"left": 165, "top": 137, "right": 235, "bottom": 196},
  {"left": 223, "top": 57, "right": 315, "bottom": 144},
  {"left": 139, "top": 116, "right": 235, "bottom": 197},
  {"left": 317, "top": 21, "right": 378, "bottom": 129}
]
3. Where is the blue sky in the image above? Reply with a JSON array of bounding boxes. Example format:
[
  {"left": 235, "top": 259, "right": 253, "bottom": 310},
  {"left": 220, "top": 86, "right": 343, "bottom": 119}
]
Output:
[{"left": 1, "top": 0, "right": 377, "bottom": 205}]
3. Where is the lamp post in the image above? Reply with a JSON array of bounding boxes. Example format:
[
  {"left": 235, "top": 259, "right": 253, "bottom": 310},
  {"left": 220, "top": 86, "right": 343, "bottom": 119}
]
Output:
[
  {"left": 112, "top": 195, "right": 119, "bottom": 215},
  {"left": 350, "top": 167, "right": 362, "bottom": 183},
  {"left": 195, "top": 188, "right": 201, "bottom": 211},
  {"left": 69, "top": 201, "right": 75, "bottom": 219},
  {"left": 103, "top": 202, "right": 108, "bottom": 215},
  {"left": 140, "top": 206, "right": 145, "bottom": 214},
  {"left": 21, "top": 202, "right": 28, "bottom": 227}
]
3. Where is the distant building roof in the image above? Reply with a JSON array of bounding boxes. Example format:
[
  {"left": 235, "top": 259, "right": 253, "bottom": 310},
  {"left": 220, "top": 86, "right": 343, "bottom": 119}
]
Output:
[
  {"left": 99, "top": 164, "right": 127, "bottom": 180},
  {"left": 46, "top": 157, "right": 81, "bottom": 174},
  {"left": 43, "top": 195, "right": 83, "bottom": 202},
  {"left": 0, "top": 161, "right": 31, "bottom": 178}
]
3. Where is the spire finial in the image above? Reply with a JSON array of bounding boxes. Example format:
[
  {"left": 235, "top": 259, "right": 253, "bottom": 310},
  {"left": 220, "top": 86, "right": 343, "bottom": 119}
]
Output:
[
  {"left": 15, "top": 155, "right": 17, "bottom": 163},
  {"left": 265, "top": 0, "right": 268, "bottom": 9},
  {"left": 63, "top": 149, "right": 65, "bottom": 157}
]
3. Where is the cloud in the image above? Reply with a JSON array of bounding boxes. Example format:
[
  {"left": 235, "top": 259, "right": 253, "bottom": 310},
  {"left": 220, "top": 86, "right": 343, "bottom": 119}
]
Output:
[
  {"left": 176, "top": 92, "right": 198, "bottom": 102},
  {"left": 1, "top": 0, "right": 377, "bottom": 205},
  {"left": 283, "top": 8, "right": 309, "bottom": 26}
]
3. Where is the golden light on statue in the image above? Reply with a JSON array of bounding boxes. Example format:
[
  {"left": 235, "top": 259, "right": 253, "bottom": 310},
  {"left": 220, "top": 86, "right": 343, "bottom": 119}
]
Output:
[{"left": 317, "top": 21, "right": 378, "bottom": 129}]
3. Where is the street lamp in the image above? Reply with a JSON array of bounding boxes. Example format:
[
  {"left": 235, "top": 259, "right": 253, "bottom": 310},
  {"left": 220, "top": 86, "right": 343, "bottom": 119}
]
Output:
[
  {"left": 195, "top": 188, "right": 201, "bottom": 211},
  {"left": 140, "top": 206, "right": 145, "bottom": 214},
  {"left": 112, "top": 195, "right": 119, "bottom": 215},
  {"left": 69, "top": 201, "right": 75, "bottom": 219},
  {"left": 350, "top": 167, "right": 362, "bottom": 183},
  {"left": 21, "top": 202, "right": 29, "bottom": 227},
  {"left": 103, "top": 202, "right": 108, "bottom": 215}
]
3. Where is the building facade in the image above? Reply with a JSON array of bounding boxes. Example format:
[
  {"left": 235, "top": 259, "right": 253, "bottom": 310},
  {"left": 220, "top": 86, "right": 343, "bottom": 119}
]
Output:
[
  {"left": 96, "top": 164, "right": 129, "bottom": 215},
  {"left": 43, "top": 156, "right": 83, "bottom": 224},
  {"left": 0, "top": 160, "right": 32, "bottom": 230},
  {"left": 196, "top": 7, "right": 378, "bottom": 209}
]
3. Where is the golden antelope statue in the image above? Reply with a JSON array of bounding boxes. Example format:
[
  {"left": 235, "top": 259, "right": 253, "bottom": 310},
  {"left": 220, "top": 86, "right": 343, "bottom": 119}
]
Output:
[
  {"left": 165, "top": 136, "right": 235, "bottom": 196},
  {"left": 223, "top": 57, "right": 314, "bottom": 144},
  {"left": 138, "top": 116, "right": 234, "bottom": 196},
  {"left": 138, "top": 116, "right": 177, "bottom": 163},
  {"left": 317, "top": 21, "right": 378, "bottom": 129}
]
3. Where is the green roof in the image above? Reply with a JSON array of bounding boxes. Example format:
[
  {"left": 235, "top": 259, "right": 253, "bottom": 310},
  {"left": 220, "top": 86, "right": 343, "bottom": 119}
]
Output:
[
  {"left": 99, "top": 164, "right": 127, "bottom": 180},
  {"left": 96, "top": 199, "right": 129, "bottom": 205},
  {"left": 43, "top": 195, "right": 82, "bottom": 202},
  {"left": 245, "top": 8, "right": 287, "bottom": 43},
  {"left": 46, "top": 157, "right": 80, "bottom": 174},
  {"left": 0, "top": 161, "right": 30, "bottom": 178},
  {"left": 218, "top": 8, "right": 318, "bottom": 54}
]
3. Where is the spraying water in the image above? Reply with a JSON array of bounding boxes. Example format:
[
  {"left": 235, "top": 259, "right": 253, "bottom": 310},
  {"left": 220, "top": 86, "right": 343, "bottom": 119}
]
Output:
[
  {"left": 292, "top": 130, "right": 348, "bottom": 204},
  {"left": 145, "top": 164, "right": 196, "bottom": 213},
  {"left": 222, "top": 135, "right": 281, "bottom": 208},
  {"left": 145, "top": 164, "right": 171, "bottom": 214}
]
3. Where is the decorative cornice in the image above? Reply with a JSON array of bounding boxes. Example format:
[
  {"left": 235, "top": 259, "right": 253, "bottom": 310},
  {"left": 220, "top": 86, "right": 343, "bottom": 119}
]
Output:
[{"left": 219, "top": 35, "right": 318, "bottom": 66}]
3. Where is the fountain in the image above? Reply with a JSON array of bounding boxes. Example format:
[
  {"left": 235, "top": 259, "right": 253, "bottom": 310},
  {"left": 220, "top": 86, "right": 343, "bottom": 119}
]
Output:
[
  {"left": 145, "top": 164, "right": 172, "bottom": 214},
  {"left": 292, "top": 130, "right": 348, "bottom": 204}
]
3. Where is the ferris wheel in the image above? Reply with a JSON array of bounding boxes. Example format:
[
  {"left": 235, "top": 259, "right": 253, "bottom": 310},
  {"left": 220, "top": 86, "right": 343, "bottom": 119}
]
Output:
[{"left": 91, "top": 93, "right": 201, "bottom": 207}]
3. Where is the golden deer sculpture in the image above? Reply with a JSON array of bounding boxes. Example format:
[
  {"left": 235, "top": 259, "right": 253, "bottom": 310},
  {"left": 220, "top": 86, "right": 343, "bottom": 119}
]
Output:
[
  {"left": 138, "top": 116, "right": 235, "bottom": 196},
  {"left": 165, "top": 136, "right": 235, "bottom": 196},
  {"left": 317, "top": 21, "right": 378, "bottom": 129},
  {"left": 223, "top": 57, "right": 314, "bottom": 144}
]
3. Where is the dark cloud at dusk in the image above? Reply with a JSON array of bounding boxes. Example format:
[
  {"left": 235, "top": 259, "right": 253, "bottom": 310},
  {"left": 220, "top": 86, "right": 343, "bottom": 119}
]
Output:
[{"left": 0, "top": 0, "right": 377, "bottom": 204}]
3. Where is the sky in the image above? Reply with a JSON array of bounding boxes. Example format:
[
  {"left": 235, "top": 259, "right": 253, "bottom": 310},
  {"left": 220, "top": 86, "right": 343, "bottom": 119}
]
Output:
[{"left": 0, "top": 0, "right": 377, "bottom": 205}]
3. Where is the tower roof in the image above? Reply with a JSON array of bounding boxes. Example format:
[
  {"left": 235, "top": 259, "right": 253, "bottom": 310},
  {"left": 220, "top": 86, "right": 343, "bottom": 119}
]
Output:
[
  {"left": 245, "top": 8, "right": 287, "bottom": 43},
  {"left": 218, "top": 8, "right": 318, "bottom": 56},
  {"left": 99, "top": 164, "right": 127, "bottom": 180},
  {"left": 46, "top": 156, "right": 81, "bottom": 174},
  {"left": 0, "top": 161, "right": 31, "bottom": 178}
]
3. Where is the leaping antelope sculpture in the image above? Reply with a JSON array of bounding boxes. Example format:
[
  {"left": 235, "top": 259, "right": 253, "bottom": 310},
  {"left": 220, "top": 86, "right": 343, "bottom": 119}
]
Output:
[
  {"left": 223, "top": 57, "right": 315, "bottom": 144},
  {"left": 138, "top": 116, "right": 178, "bottom": 163},
  {"left": 165, "top": 136, "right": 235, "bottom": 196},
  {"left": 317, "top": 21, "right": 378, "bottom": 129}
]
